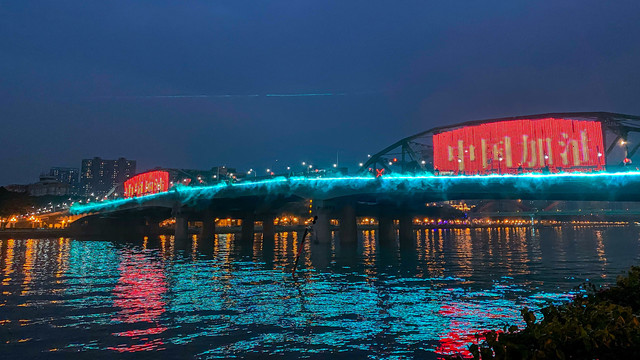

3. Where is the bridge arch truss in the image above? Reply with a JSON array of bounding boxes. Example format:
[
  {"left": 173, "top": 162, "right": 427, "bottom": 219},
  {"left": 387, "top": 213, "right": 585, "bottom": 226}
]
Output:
[{"left": 360, "top": 112, "right": 640, "bottom": 175}]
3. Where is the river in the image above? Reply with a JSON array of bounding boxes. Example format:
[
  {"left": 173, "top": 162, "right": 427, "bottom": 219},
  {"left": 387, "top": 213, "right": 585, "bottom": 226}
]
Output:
[{"left": 1, "top": 225, "right": 639, "bottom": 359}]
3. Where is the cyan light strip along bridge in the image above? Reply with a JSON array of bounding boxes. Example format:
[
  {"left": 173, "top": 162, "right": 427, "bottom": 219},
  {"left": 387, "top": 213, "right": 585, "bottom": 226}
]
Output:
[
  {"left": 69, "top": 172, "right": 640, "bottom": 244},
  {"left": 71, "top": 172, "right": 640, "bottom": 215}
]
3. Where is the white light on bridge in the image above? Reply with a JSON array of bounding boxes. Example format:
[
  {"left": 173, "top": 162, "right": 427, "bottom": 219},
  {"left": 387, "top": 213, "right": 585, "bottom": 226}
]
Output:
[{"left": 358, "top": 162, "right": 363, "bottom": 167}]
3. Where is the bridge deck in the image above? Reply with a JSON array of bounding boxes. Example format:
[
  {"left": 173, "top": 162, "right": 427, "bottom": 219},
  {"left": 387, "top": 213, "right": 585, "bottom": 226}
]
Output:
[{"left": 70, "top": 171, "right": 640, "bottom": 215}]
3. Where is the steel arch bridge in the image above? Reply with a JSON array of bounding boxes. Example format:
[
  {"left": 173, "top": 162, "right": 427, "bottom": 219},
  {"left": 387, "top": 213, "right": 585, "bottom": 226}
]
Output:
[{"left": 360, "top": 112, "right": 640, "bottom": 175}]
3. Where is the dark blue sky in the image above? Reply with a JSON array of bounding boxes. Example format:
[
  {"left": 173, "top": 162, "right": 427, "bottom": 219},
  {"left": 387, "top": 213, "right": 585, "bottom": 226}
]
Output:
[{"left": 1, "top": 1, "right": 640, "bottom": 184}]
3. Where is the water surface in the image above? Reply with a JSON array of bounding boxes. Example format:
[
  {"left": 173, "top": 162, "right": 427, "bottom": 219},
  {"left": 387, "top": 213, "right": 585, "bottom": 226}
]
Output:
[{"left": 1, "top": 225, "right": 639, "bottom": 359}]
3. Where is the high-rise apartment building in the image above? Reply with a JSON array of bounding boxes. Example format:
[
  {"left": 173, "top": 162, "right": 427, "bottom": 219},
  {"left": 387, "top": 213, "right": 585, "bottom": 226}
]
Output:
[
  {"left": 49, "top": 167, "right": 79, "bottom": 194},
  {"left": 80, "top": 157, "right": 136, "bottom": 196}
]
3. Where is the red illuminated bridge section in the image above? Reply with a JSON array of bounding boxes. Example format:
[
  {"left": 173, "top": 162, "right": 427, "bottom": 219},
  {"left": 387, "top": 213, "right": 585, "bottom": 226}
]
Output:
[
  {"left": 433, "top": 118, "right": 605, "bottom": 175},
  {"left": 124, "top": 171, "right": 169, "bottom": 198}
]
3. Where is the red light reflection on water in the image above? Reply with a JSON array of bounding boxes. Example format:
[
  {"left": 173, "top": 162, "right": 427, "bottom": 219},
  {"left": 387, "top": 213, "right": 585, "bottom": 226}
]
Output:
[
  {"left": 436, "top": 303, "right": 511, "bottom": 358},
  {"left": 108, "top": 252, "right": 167, "bottom": 353}
]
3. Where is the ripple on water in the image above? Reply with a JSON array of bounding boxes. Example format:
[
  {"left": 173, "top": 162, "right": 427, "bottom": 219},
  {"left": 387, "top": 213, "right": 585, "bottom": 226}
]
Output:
[{"left": 0, "top": 227, "right": 639, "bottom": 359}]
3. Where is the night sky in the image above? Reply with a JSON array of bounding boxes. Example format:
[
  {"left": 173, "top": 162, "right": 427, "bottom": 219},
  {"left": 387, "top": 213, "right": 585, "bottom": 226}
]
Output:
[{"left": 2, "top": 1, "right": 640, "bottom": 185}]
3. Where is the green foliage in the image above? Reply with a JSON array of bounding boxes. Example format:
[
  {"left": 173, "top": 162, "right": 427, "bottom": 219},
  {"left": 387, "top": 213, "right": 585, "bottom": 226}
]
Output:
[
  {"left": 467, "top": 266, "right": 640, "bottom": 359},
  {"left": 595, "top": 266, "right": 640, "bottom": 313}
]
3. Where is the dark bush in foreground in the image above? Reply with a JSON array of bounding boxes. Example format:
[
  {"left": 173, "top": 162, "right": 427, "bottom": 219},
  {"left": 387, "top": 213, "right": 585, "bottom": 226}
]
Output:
[{"left": 465, "top": 266, "right": 640, "bottom": 359}]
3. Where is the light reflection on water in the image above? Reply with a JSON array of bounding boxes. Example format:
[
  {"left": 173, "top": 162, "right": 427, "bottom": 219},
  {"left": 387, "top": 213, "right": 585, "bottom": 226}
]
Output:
[{"left": 1, "top": 225, "right": 640, "bottom": 359}]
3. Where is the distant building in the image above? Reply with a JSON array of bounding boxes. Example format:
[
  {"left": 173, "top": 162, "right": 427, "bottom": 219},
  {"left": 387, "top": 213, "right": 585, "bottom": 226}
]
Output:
[
  {"left": 80, "top": 157, "right": 136, "bottom": 196},
  {"left": 4, "top": 184, "right": 28, "bottom": 193},
  {"left": 28, "top": 175, "right": 70, "bottom": 197},
  {"left": 49, "top": 167, "right": 79, "bottom": 194}
]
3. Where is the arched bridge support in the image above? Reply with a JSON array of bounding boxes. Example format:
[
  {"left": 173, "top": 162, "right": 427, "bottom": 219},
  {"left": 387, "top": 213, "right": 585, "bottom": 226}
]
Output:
[{"left": 69, "top": 208, "right": 170, "bottom": 240}]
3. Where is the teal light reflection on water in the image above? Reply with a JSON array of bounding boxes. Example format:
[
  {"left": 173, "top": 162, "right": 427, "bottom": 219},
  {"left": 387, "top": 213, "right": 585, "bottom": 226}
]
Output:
[{"left": 1, "top": 225, "right": 640, "bottom": 358}]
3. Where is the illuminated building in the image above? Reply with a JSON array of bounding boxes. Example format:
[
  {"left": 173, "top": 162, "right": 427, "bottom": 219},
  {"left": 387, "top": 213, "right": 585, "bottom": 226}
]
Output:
[
  {"left": 49, "top": 167, "right": 79, "bottom": 194},
  {"left": 80, "top": 157, "right": 136, "bottom": 196}
]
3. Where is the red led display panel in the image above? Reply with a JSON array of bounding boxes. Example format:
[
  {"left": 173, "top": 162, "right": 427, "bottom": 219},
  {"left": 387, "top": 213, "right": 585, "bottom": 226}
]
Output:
[
  {"left": 124, "top": 171, "right": 169, "bottom": 198},
  {"left": 432, "top": 118, "right": 605, "bottom": 175}
]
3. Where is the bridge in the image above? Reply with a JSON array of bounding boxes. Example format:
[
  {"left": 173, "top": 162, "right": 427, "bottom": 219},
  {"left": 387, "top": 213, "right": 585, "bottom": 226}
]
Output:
[
  {"left": 67, "top": 112, "right": 640, "bottom": 245},
  {"left": 68, "top": 172, "right": 640, "bottom": 243}
]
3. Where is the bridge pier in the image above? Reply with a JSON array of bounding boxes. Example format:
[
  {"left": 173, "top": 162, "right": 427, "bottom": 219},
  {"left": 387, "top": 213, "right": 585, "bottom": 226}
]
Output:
[
  {"left": 378, "top": 214, "right": 396, "bottom": 246},
  {"left": 241, "top": 213, "right": 255, "bottom": 243},
  {"left": 312, "top": 200, "right": 331, "bottom": 244},
  {"left": 200, "top": 209, "right": 216, "bottom": 241},
  {"left": 146, "top": 220, "right": 160, "bottom": 237},
  {"left": 175, "top": 214, "right": 190, "bottom": 245},
  {"left": 262, "top": 214, "right": 276, "bottom": 239},
  {"left": 339, "top": 203, "right": 357, "bottom": 244},
  {"left": 398, "top": 213, "right": 413, "bottom": 248}
]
